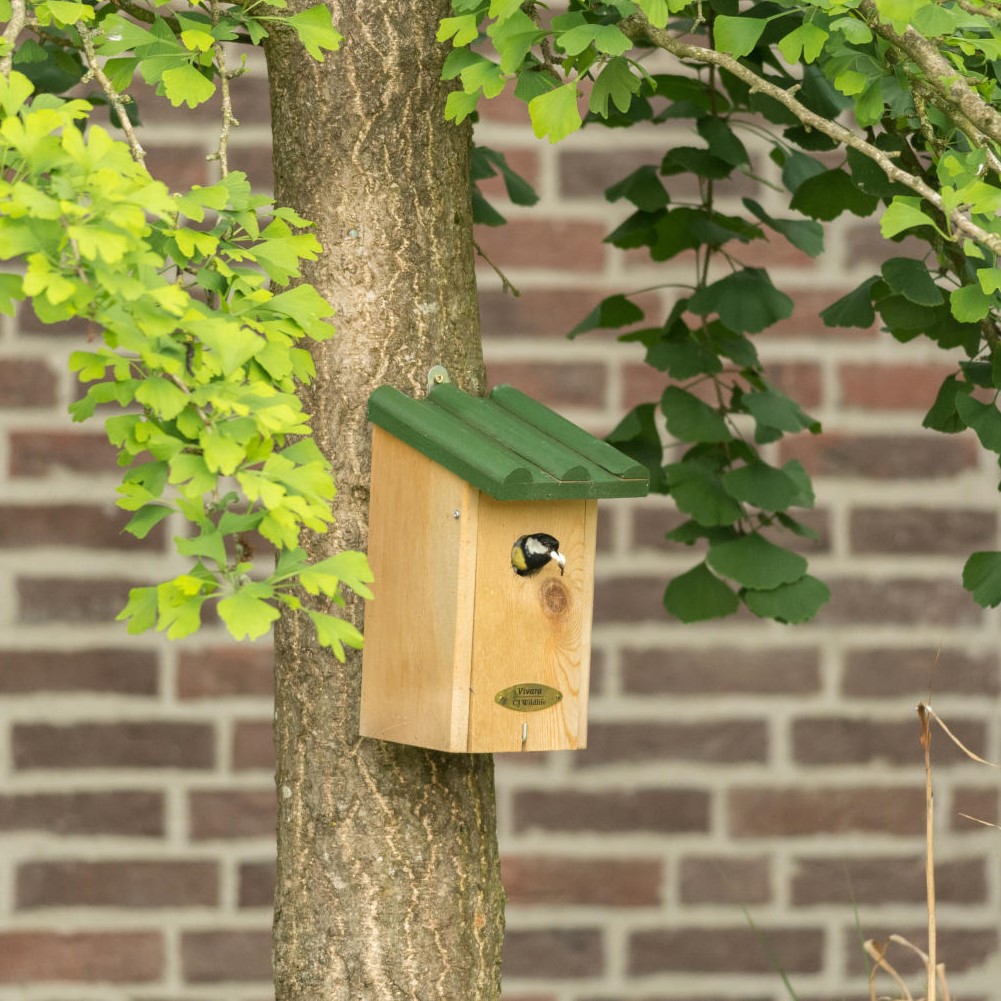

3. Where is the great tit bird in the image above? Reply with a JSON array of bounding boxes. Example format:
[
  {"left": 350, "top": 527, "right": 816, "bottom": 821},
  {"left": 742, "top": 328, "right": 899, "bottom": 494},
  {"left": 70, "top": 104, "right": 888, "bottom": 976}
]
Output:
[{"left": 511, "top": 533, "right": 566, "bottom": 577}]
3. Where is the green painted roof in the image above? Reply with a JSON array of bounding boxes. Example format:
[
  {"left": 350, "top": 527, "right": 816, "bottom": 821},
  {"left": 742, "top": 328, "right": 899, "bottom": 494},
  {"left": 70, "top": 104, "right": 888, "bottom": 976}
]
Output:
[{"left": 368, "top": 381, "right": 649, "bottom": 501}]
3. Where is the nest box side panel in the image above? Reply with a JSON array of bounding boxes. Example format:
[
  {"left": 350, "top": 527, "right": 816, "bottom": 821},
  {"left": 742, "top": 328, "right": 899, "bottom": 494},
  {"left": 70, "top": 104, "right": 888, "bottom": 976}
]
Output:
[
  {"left": 466, "top": 497, "right": 597, "bottom": 753},
  {"left": 359, "top": 427, "right": 479, "bottom": 752}
]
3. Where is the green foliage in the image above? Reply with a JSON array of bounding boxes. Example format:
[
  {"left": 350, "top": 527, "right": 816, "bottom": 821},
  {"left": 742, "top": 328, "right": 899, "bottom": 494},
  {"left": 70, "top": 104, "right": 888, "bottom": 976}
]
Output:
[
  {"left": 441, "top": 0, "right": 1001, "bottom": 624},
  {"left": 0, "top": 1, "right": 370, "bottom": 655}
]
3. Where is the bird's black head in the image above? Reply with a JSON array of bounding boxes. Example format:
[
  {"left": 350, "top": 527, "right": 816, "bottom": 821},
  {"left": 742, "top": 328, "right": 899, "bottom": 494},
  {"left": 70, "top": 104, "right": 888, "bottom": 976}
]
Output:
[{"left": 512, "top": 533, "right": 566, "bottom": 576}]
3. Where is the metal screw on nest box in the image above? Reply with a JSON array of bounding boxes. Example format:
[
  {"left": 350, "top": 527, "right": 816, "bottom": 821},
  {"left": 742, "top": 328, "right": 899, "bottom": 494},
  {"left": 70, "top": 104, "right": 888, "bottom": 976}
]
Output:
[{"left": 511, "top": 533, "right": 566, "bottom": 577}]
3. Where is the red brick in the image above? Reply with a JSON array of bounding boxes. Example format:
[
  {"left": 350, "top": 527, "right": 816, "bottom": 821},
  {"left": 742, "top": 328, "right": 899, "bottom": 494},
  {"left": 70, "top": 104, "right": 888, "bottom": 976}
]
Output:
[
  {"left": 843, "top": 225, "right": 928, "bottom": 269},
  {"left": 766, "top": 361, "right": 824, "bottom": 409},
  {"left": 15, "top": 304, "right": 89, "bottom": 337},
  {"left": 501, "top": 856, "right": 663, "bottom": 907},
  {"left": 819, "top": 577, "right": 982, "bottom": 626},
  {"left": 0, "top": 790, "right": 163, "bottom": 836},
  {"left": 0, "top": 359, "right": 58, "bottom": 407},
  {"left": 189, "top": 789, "right": 275, "bottom": 840},
  {"left": 593, "top": 575, "right": 667, "bottom": 623},
  {"left": 577, "top": 720, "right": 767, "bottom": 766},
  {"left": 17, "top": 860, "right": 219, "bottom": 909},
  {"left": 476, "top": 86, "right": 526, "bottom": 123},
  {"left": 181, "top": 930, "right": 272, "bottom": 983},
  {"left": 729, "top": 786, "right": 924, "bottom": 836},
  {"left": 842, "top": 648, "right": 998, "bottom": 697},
  {"left": 0, "top": 930, "right": 163, "bottom": 982},
  {"left": 8, "top": 431, "right": 119, "bottom": 476},
  {"left": 780, "top": 431, "right": 977, "bottom": 479},
  {"left": 629, "top": 926, "right": 824, "bottom": 974},
  {"left": 515, "top": 788, "right": 709, "bottom": 835},
  {"left": 484, "top": 360, "right": 607, "bottom": 409},
  {"left": 0, "top": 503, "right": 166, "bottom": 550},
  {"left": 238, "top": 861, "right": 274, "bottom": 908},
  {"left": 141, "top": 143, "right": 210, "bottom": 192},
  {"left": 678, "top": 855, "right": 771, "bottom": 904},
  {"left": 559, "top": 148, "right": 663, "bottom": 200},
  {"left": 503, "top": 929, "right": 603, "bottom": 979},
  {"left": 0, "top": 648, "right": 158, "bottom": 695},
  {"left": 475, "top": 218, "right": 607, "bottom": 272},
  {"left": 13, "top": 722, "right": 215, "bottom": 770},
  {"left": 177, "top": 645, "right": 274, "bottom": 698},
  {"left": 17, "top": 577, "right": 140, "bottom": 624},
  {"left": 622, "top": 646, "right": 821, "bottom": 695},
  {"left": 792, "top": 716, "right": 986, "bottom": 767},
  {"left": 791, "top": 855, "right": 985, "bottom": 905},
  {"left": 233, "top": 720, "right": 273, "bottom": 771},
  {"left": 839, "top": 362, "right": 955, "bottom": 410},
  {"left": 951, "top": 787, "right": 999, "bottom": 830},
  {"left": 849, "top": 507, "right": 995, "bottom": 555}
]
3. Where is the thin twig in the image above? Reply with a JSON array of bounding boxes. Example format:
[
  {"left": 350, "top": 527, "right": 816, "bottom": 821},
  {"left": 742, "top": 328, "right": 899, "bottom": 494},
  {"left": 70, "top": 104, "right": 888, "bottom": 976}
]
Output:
[
  {"left": 78, "top": 23, "right": 146, "bottom": 164},
  {"left": 473, "top": 239, "right": 520, "bottom": 297},
  {"left": 1, "top": 0, "right": 27, "bottom": 76},
  {"left": 620, "top": 14, "right": 1001, "bottom": 257},
  {"left": 208, "top": 0, "right": 239, "bottom": 176}
]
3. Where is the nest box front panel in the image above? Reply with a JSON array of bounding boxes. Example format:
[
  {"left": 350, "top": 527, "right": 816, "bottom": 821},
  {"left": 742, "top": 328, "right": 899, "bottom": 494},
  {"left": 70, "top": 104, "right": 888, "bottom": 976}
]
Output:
[
  {"left": 360, "top": 428, "right": 478, "bottom": 752},
  {"left": 466, "top": 496, "right": 596, "bottom": 753}
]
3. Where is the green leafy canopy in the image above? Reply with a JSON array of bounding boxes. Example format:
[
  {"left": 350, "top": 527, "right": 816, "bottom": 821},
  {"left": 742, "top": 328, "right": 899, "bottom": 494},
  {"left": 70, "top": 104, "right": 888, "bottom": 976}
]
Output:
[{"left": 0, "top": 0, "right": 370, "bottom": 655}]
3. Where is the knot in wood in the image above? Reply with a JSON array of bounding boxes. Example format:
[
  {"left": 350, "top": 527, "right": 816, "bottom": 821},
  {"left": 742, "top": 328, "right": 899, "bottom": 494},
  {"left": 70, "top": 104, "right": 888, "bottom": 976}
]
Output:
[{"left": 540, "top": 579, "right": 569, "bottom": 617}]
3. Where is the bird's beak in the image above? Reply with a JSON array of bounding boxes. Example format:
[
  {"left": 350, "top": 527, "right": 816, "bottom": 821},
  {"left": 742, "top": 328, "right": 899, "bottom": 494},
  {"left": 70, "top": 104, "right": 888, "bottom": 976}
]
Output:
[{"left": 550, "top": 550, "right": 566, "bottom": 575}]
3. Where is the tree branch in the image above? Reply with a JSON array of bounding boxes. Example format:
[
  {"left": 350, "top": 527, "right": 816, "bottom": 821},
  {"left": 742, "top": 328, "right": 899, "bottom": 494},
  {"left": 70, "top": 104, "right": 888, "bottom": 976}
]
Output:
[
  {"left": 859, "top": 0, "right": 1001, "bottom": 148},
  {"left": 620, "top": 14, "right": 1001, "bottom": 257},
  {"left": 78, "top": 23, "right": 146, "bottom": 164},
  {"left": 1, "top": 0, "right": 27, "bottom": 76}
]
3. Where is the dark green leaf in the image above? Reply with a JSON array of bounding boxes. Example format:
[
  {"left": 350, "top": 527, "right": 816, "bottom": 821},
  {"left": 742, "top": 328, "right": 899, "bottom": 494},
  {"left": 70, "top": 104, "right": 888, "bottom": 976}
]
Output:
[
  {"left": 708, "top": 532, "right": 807, "bottom": 589},
  {"left": 777, "top": 151, "right": 827, "bottom": 194},
  {"left": 922, "top": 375, "right": 970, "bottom": 433},
  {"left": 963, "top": 551, "right": 1001, "bottom": 608},
  {"left": 743, "top": 198, "right": 824, "bottom": 257},
  {"left": 744, "top": 389, "right": 821, "bottom": 435},
  {"left": 606, "top": 403, "right": 667, "bottom": 492},
  {"left": 605, "top": 165, "right": 669, "bottom": 212},
  {"left": 697, "top": 116, "right": 749, "bottom": 166},
  {"left": 663, "top": 562, "right": 740, "bottom": 622},
  {"left": 688, "top": 268, "right": 793, "bottom": 334},
  {"left": 589, "top": 56, "right": 642, "bottom": 117},
  {"left": 664, "top": 458, "right": 743, "bottom": 526},
  {"left": 472, "top": 189, "right": 507, "bottom": 226},
  {"left": 743, "top": 574, "right": 830, "bottom": 623},
  {"left": 569, "top": 294, "right": 644, "bottom": 337},
  {"left": 820, "top": 277, "right": 879, "bottom": 328},
  {"left": 954, "top": 394, "right": 1001, "bottom": 452},
  {"left": 662, "top": 146, "right": 734, "bottom": 180},
  {"left": 721, "top": 461, "right": 802, "bottom": 511},
  {"left": 790, "top": 169, "right": 879, "bottom": 221},
  {"left": 662, "top": 386, "right": 732, "bottom": 443},
  {"left": 880, "top": 257, "right": 944, "bottom": 306}
]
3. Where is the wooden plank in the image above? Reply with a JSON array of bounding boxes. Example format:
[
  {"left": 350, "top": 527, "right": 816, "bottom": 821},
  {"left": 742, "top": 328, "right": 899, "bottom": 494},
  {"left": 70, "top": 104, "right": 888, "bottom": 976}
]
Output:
[
  {"left": 466, "top": 497, "right": 596, "bottom": 753},
  {"left": 359, "top": 428, "right": 478, "bottom": 752}
]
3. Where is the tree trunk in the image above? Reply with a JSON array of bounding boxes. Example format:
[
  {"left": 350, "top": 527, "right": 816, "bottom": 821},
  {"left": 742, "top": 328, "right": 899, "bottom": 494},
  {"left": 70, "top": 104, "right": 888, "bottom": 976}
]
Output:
[{"left": 263, "top": 3, "right": 505, "bottom": 998}]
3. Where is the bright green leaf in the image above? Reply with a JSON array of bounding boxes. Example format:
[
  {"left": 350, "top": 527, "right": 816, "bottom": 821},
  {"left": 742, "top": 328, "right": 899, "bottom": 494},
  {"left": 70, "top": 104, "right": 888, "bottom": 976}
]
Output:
[
  {"left": 218, "top": 588, "right": 281, "bottom": 641},
  {"left": 286, "top": 4, "right": 344, "bottom": 60},
  {"left": 528, "top": 83, "right": 582, "bottom": 143},
  {"left": 713, "top": 16, "right": 768, "bottom": 57}
]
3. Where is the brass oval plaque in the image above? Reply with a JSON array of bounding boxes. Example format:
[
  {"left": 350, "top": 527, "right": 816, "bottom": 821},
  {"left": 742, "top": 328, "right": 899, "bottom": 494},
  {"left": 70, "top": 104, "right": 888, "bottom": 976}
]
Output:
[{"left": 495, "top": 683, "right": 563, "bottom": 713}]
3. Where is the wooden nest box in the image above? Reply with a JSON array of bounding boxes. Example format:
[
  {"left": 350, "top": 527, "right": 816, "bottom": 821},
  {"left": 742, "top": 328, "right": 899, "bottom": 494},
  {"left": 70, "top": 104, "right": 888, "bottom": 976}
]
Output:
[{"left": 359, "top": 370, "right": 649, "bottom": 753}]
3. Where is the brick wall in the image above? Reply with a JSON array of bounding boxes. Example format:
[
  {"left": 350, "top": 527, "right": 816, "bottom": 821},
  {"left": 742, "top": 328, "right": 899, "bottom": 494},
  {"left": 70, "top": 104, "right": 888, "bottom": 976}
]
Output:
[{"left": 2, "top": 52, "right": 1001, "bottom": 1001}]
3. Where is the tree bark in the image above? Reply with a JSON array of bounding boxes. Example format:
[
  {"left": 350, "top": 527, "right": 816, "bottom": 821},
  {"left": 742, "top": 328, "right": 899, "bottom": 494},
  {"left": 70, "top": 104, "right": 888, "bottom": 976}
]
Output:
[{"left": 264, "top": 3, "right": 505, "bottom": 998}]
